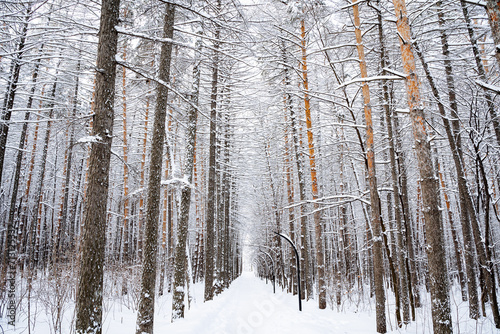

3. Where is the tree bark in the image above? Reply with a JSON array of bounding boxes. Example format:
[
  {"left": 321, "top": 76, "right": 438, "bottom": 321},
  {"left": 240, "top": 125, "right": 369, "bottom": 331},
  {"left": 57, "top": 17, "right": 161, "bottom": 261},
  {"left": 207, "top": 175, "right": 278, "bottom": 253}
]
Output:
[
  {"left": 391, "top": 0, "right": 453, "bottom": 332},
  {"left": 204, "top": 8, "right": 221, "bottom": 301},
  {"left": 414, "top": 36, "right": 483, "bottom": 321},
  {"left": 352, "top": 2, "right": 386, "bottom": 330},
  {"left": 75, "top": 0, "right": 120, "bottom": 332},
  {"left": 300, "top": 18, "right": 326, "bottom": 309},
  {"left": 1, "top": 56, "right": 40, "bottom": 322},
  {"left": 374, "top": 1, "right": 410, "bottom": 323},
  {"left": 136, "top": 3, "right": 175, "bottom": 333},
  {"left": 171, "top": 28, "right": 201, "bottom": 320}
]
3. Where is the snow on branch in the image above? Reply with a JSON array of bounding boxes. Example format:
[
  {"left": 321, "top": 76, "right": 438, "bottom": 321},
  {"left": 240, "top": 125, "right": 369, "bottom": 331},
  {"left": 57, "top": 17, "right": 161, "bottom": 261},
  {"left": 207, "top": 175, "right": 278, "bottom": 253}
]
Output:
[
  {"left": 337, "top": 75, "right": 404, "bottom": 89},
  {"left": 161, "top": 175, "right": 193, "bottom": 188},
  {"left": 476, "top": 80, "right": 500, "bottom": 94},
  {"left": 463, "top": 0, "right": 486, "bottom": 7}
]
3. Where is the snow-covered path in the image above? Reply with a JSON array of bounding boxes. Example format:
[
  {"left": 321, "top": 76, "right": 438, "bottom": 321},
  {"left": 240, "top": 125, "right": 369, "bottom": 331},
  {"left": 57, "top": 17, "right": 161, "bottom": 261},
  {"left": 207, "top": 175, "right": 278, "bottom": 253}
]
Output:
[
  {"left": 154, "top": 272, "right": 372, "bottom": 334},
  {"left": 3, "top": 271, "right": 498, "bottom": 333}
]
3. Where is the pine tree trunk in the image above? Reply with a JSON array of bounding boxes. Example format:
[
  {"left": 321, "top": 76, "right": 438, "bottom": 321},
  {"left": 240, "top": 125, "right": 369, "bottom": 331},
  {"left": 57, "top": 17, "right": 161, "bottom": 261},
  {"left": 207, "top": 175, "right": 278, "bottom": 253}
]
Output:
[
  {"left": 352, "top": 2, "right": 386, "bottom": 330},
  {"left": 138, "top": 76, "right": 151, "bottom": 263},
  {"left": 414, "top": 36, "right": 481, "bottom": 320},
  {"left": 375, "top": 3, "right": 410, "bottom": 323},
  {"left": 31, "top": 76, "right": 58, "bottom": 268},
  {"left": 171, "top": 28, "right": 201, "bottom": 320},
  {"left": 300, "top": 18, "right": 326, "bottom": 309},
  {"left": 438, "top": 162, "right": 467, "bottom": 302},
  {"left": 75, "top": 0, "right": 121, "bottom": 332},
  {"left": 392, "top": 0, "right": 453, "bottom": 332},
  {"left": 121, "top": 42, "right": 130, "bottom": 266},
  {"left": 204, "top": 12, "right": 221, "bottom": 301},
  {"left": 136, "top": 3, "right": 174, "bottom": 333},
  {"left": 280, "top": 39, "right": 311, "bottom": 301}
]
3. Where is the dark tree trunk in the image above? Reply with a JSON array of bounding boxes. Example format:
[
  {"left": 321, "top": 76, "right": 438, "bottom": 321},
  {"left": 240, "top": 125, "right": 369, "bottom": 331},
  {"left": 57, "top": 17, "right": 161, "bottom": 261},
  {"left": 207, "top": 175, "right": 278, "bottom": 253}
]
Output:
[
  {"left": 204, "top": 8, "right": 221, "bottom": 301},
  {"left": 75, "top": 0, "right": 121, "bottom": 332},
  {"left": 392, "top": 0, "right": 453, "bottom": 332},
  {"left": 136, "top": 3, "right": 175, "bottom": 333},
  {"left": 171, "top": 26, "right": 200, "bottom": 320}
]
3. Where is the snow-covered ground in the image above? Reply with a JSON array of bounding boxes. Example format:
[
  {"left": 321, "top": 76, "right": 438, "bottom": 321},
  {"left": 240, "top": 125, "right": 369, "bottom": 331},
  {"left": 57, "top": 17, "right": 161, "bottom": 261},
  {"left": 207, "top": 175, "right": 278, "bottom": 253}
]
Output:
[{"left": 1, "top": 271, "right": 498, "bottom": 333}]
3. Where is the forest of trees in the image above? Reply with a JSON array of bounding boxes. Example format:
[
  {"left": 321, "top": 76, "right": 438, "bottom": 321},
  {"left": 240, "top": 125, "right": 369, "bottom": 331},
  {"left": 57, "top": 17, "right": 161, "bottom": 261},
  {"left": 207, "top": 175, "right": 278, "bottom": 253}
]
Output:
[{"left": 0, "top": 0, "right": 500, "bottom": 333}]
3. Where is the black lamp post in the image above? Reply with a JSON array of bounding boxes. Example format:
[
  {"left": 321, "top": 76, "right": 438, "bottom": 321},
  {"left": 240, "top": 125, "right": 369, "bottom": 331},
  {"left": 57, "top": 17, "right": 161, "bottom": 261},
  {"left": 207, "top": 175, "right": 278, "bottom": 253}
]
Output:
[{"left": 274, "top": 231, "right": 302, "bottom": 311}]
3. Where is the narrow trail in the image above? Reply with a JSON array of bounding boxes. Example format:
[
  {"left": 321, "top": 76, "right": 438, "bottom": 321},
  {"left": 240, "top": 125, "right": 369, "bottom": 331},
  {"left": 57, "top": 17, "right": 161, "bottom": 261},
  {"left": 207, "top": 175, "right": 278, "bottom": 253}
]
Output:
[{"left": 155, "top": 272, "right": 371, "bottom": 334}]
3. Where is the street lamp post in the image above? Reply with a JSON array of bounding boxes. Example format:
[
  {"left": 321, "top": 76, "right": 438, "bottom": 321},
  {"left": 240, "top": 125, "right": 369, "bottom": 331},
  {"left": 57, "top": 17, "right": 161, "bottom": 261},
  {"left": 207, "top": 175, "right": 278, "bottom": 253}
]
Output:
[{"left": 274, "top": 231, "right": 302, "bottom": 311}]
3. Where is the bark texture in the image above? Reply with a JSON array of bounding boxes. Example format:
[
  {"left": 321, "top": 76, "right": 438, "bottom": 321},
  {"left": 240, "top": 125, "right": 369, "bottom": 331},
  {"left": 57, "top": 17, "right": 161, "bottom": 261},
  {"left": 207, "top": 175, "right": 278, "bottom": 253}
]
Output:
[
  {"left": 75, "top": 0, "right": 120, "bottom": 332},
  {"left": 392, "top": 0, "right": 453, "bottom": 332},
  {"left": 171, "top": 28, "right": 201, "bottom": 320},
  {"left": 352, "top": 2, "right": 386, "bottom": 331},
  {"left": 136, "top": 4, "right": 175, "bottom": 333}
]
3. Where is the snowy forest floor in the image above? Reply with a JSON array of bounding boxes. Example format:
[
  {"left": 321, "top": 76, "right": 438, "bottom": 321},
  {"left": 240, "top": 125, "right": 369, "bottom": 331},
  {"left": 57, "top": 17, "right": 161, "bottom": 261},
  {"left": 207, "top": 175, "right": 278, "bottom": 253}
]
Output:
[{"left": 1, "top": 271, "right": 498, "bottom": 333}]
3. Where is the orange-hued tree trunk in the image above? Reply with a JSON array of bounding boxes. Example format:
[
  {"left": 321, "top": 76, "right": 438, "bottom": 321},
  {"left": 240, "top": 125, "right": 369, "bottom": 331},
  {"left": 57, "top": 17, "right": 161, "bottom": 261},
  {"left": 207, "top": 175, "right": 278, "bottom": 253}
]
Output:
[
  {"left": 391, "top": 0, "right": 452, "bottom": 332},
  {"left": 300, "top": 18, "right": 326, "bottom": 310},
  {"left": 351, "top": 2, "right": 386, "bottom": 331},
  {"left": 486, "top": 0, "right": 500, "bottom": 66}
]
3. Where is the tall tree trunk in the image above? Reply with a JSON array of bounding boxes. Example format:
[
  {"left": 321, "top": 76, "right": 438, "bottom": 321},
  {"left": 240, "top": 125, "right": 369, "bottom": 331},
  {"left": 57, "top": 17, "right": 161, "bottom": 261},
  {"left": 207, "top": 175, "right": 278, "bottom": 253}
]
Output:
[
  {"left": 281, "top": 39, "right": 310, "bottom": 301},
  {"left": 300, "top": 18, "right": 326, "bottom": 309},
  {"left": 414, "top": 36, "right": 482, "bottom": 321},
  {"left": 135, "top": 3, "right": 175, "bottom": 333},
  {"left": 438, "top": 162, "right": 468, "bottom": 302},
  {"left": 18, "top": 87, "right": 44, "bottom": 260},
  {"left": 75, "top": 0, "right": 121, "bottom": 332},
  {"left": 284, "top": 111, "right": 297, "bottom": 295},
  {"left": 391, "top": 0, "right": 453, "bottom": 332},
  {"left": 171, "top": 28, "right": 201, "bottom": 320},
  {"left": 374, "top": 1, "right": 410, "bottom": 323},
  {"left": 204, "top": 6, "right": 221, "bottom": 301},
  {"left": 352, "top": 2, "right": 386, "bottom": 330},
  {"left": 138, "top": 77, "right": 151, "bottom": 263}
]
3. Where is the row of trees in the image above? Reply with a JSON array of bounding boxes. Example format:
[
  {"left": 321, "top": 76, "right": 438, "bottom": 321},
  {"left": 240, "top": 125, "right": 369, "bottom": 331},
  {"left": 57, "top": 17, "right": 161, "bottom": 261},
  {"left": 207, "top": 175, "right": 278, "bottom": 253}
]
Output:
[
  {"left": 0, "top": 0, "right": 243, "bottom": 333},
  {"left": 0, "top": 0, "right": 499, "bottom": 333},
  {"left": 245, "top": 0, "right": 500, "bottom": 333}
]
